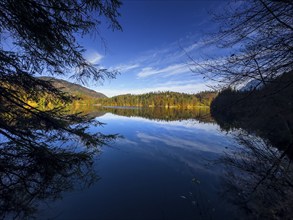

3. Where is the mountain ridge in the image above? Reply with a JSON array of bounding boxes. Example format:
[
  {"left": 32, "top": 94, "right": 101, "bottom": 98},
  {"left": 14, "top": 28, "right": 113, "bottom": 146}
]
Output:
[{"left": 39, "top": 76, "right": 107, "bottom": 99}]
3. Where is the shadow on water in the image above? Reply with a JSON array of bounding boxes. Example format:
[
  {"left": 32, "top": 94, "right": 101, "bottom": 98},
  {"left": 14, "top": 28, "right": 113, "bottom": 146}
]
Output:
[
  {"left": 0, "top": 107, "right": 117, "bottom": 219},
  {"left": 0, "top": 143, "right": 98, "bottom": 219},
  {"left": 211, "top": 73, "right": 293, "bottom": 219},
  {"left": 218, "top": 130, "right": 293, "bottom": 219},
  {"left": 215, "top": 131, "right": 293, "bottom": 219}
]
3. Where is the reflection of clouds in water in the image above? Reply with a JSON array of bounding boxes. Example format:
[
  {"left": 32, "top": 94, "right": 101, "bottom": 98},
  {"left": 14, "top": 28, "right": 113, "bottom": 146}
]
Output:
[
  {"left": 136, "top": 131, "right": 226, "bottom": 176},
  {"left": 156, "top": 122, "right": 223, "bottom": 137},
  {"left": 156, "top": 120, "right": 218, "bottom": 133},
  {"left": 100, "top": 113, "right": 234, "bottom": 176},
  {"left": 136, "top": 131, "right": 223, "bottom": 154},
  {"left": 98, "top": 113, "right": 236, "bottom": 158},
  {"left": 117, "top": 137, "right": 138, "bottom": 146},
  {"left": 177, "top": 156, "right": 218, "bottom": 175}
]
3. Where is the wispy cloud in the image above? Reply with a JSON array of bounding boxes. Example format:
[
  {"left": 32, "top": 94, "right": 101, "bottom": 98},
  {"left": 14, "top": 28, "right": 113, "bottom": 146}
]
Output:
[
  {"left": 91, "top": 35, "right": 221, "bottom": 96},
  {"left": 184, "top": 42, "right": 201, "bottom": 53},
  {"left": 155, "top": 79, "right": 203, "bottom": 87},
  {"left": 98, "top": 80, "right": 213, "bottom": 97},
  {"left": 115, "top": 63, "right": 140, "bottom": 72},
  {"left": 137, "top": 63, "right": 190, "bottom": 78},
  {"left": 87, "top": 52, "right": 104, "bottom": 65},
  {"left": 109, "top": 35, "right": 203, "bottom": 76}
]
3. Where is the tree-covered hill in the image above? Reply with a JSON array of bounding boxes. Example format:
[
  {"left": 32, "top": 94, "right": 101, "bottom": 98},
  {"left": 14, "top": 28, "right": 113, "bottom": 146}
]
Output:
[
  {"left": 36, "top": 78, "right": 217, "bottom": 108},
  {"left": 40, "top": 77, "right": 107, "bottom": 99}
]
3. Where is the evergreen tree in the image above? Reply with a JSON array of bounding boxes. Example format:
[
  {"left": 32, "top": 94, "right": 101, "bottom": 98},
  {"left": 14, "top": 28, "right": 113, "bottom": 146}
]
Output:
[
  {"left": 0, "top": 0, "right": 121, "bottom": 151},
  {"left": 0, "top": 1, "right": 121, "bottom": 218}
]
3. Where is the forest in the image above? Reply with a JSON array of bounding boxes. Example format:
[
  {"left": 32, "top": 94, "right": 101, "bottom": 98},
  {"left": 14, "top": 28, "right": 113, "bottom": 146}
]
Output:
[
  {"left": 211, "top": 71, "right": 293, "bottom": 155},
  {"left": 2, "top": 78, "right": 217, "bottom": 111},
  {"left": 99, "top": 91, "right": 217, "bottom": 108}
]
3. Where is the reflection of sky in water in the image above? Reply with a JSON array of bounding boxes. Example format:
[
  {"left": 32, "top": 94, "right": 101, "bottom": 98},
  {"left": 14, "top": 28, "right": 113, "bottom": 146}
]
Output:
[{"left": 38, "top": 113, "right": 245, "bottom": 220}]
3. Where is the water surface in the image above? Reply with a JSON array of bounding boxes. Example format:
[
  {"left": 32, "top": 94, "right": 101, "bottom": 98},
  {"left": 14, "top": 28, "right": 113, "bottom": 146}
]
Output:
[
  {"left": 10, "top": 107, "right": 287, "bottom": 219},
  {"left": 34, "top": 108, "right": 250, "bottom": 220}
]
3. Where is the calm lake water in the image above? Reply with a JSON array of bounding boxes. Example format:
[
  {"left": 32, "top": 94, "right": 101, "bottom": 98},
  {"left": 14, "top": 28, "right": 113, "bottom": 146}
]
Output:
[{"left": 30, "top": 107, "right": 291, "bottom": 219}]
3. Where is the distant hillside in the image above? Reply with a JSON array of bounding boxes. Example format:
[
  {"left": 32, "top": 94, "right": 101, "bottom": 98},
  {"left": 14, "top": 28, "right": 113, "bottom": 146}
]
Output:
[
  {"left": 38, "top": 77, "right": 217, "bottom": 108},
  {"left": 39, "top": 77, "right": 107, "bottom": 99}
]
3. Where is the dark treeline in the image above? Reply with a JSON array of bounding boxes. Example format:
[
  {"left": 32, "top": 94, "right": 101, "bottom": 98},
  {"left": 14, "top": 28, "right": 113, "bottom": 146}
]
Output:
[
  {"left": 100, "top": 91, "right": 217, "bottom": 108},
  {"left": 211, "top": 71, "right": 293, "bottom": 155}
]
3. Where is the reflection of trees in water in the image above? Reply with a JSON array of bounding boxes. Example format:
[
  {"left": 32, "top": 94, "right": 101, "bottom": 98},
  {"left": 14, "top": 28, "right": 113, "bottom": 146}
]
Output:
[
  {"left": 103, "top": 107, "right": 214, "bottom": 123},
  {"left": 68, "top": 104, "right": 107, "bottom": 118},
  {"left": 211, "top": 74, "right": 293, "bottom": 217},
  {"left": 0, "top": 143, "right": 97, "bottom": 219},
  {"left": 220, "top": 130, "right": 293, "bottom": 219},
  {"left": 0, "top": 111, "right": 116, "bottom": 219}
]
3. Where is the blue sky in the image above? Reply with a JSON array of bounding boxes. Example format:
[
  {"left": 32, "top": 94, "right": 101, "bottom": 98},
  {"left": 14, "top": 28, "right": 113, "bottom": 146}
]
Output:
[{"left": 78, "top": 0, "right": 228, "bottom": 97}]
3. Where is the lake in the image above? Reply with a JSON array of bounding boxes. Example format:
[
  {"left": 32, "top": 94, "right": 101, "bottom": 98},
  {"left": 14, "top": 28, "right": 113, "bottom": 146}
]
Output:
[{"left": 9, "top": 107, "right": 293, "bottom": 219}]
